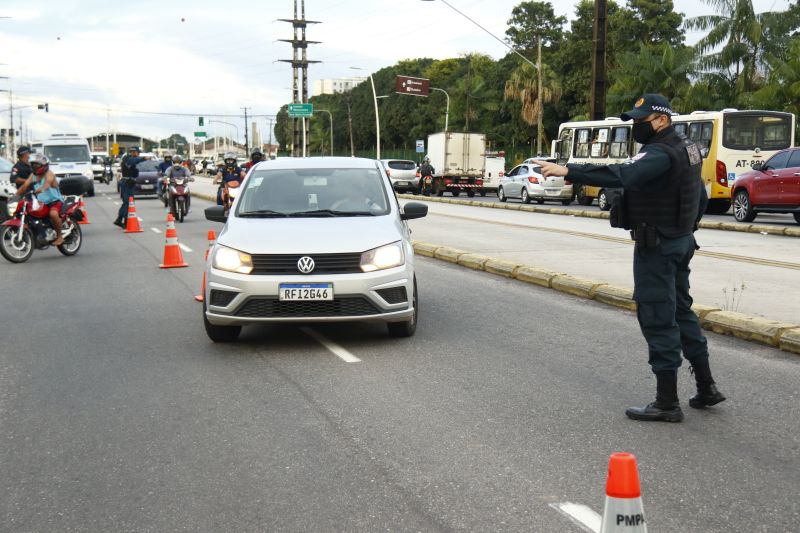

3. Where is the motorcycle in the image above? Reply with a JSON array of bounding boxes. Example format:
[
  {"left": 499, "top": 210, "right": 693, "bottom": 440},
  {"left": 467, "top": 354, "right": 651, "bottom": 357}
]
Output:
[
  {"left": 102, "top": 162, "right": 113, "bottom": 185},
  {"left": 222, "top": 179, "right": 241, "bottom": 214},
  {"left": 421, "top": 174, "right": 433, "bottom": 196},
  {"left": 0, "top": 193, "right": 83, "bottom": 263},
  {"left": 166, "top": 175, "right": 194, "bottom": 222}
]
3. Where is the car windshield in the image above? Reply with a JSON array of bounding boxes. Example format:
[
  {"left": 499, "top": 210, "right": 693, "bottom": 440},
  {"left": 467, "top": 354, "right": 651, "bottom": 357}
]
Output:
[
  {"left": 237, "top": 167, "right": 390, "bottom": 217},
  {"left": 723, "top": 113, "right": 792, "bottom": 151},
  {"left": 137, "top": 160, "right": 160, "bottom": 172},
  {"left": 387, "top": 161, "right": 415, "bottom": 170},
  {"left": 43, "top": 145, "right": 91, "bottom": 163}
]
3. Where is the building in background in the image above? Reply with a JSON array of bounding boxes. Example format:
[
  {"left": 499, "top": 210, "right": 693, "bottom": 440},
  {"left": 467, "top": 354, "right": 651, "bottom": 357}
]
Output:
[{"left": 312, "top": 77, "right": 367, "bottom": 96}]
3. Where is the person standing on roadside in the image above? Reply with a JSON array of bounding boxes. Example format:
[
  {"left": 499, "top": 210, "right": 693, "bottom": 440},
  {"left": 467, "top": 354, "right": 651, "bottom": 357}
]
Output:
[
  {"left": 10, "top": 145, "right": 34, "bottom": 190},
  {"left": 532, "top": 94, "right": 726, "bottom": 423},
  {"left": 114, "top": 146, "right": 145, "bottom": 228}
]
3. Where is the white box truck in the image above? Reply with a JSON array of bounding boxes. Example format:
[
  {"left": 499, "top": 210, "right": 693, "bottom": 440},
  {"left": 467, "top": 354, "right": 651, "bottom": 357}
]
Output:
[{"left": 426, "top": 132, "right": 485, "bottom": 197}]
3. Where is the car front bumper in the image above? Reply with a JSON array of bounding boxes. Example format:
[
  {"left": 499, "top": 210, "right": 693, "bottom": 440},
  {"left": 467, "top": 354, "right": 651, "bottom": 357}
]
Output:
[{"left": 204, "top": 263, "right": 415, "bottom": 326}]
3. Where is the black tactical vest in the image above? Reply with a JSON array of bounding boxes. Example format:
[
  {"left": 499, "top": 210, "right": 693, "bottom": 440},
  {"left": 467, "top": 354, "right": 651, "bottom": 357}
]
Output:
[
  {"left": 626, "top": 128, "right": 703, "bottom": 237},
  {"left": 121, "top": 155, "right": 139, "bottom": 178}
]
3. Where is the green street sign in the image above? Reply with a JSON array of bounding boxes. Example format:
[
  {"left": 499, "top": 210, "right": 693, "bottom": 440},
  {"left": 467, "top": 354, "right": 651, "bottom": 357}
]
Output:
[
  {"left": 288, "top": 103, "right": 313, "bottom": 118},
  {"left": 194, "top": 131, "right": 207, "bottom": 137}
]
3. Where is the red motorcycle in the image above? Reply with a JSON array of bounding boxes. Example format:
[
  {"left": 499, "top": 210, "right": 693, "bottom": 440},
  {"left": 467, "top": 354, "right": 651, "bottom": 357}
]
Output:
[{"left": 0, "top": 193, "right": 84, "bottom": 263}]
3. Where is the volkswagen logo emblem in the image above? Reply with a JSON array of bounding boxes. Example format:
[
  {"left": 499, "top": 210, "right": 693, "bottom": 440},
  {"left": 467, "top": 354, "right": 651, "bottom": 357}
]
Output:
[{"left": 297, "top": 256, "right": 315, "bottom": 274}]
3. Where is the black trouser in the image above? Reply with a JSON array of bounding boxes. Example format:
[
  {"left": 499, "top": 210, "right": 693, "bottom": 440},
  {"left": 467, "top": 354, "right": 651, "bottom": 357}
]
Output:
[{"left": 632, "top": 233, "right": 709, "bottom": 373}]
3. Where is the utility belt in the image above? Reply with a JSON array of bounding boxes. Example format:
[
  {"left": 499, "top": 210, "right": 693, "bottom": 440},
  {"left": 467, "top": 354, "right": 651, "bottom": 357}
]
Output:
[{"left": 630, "top": 224, "right": 661, "bottom": 249}]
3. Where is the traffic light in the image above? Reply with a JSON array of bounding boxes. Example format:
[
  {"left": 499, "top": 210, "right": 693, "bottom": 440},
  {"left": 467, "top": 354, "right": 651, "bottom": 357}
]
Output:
[
  {"left": 199, "top": 116, "right": 204, "bottom": 126},
  {"left": 0, "top": 141, "right": 5, "bottom": 150}
]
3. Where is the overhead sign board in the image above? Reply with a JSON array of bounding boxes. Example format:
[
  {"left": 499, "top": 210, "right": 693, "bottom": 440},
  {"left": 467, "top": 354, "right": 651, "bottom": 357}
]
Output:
[
  {"left": 288, "top": 103, "right": 313, "bottom": 118},
  {"left": 396, "top": 75, "right": 430, "bottom": 97},
  {"left": 194, "top": 131, "right": 207, "bottom": 137}
]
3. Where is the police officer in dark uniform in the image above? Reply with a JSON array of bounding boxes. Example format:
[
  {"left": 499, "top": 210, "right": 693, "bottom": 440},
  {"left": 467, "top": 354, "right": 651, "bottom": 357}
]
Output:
[
  {"left": 114, "top": 146, "right": 145, "bottom": 228},
  {"left": 11, "top": 145, "right": 34, "bottom": 189},
  {"left": 533, "top": 94, "right": 726, "bottom": 423}
]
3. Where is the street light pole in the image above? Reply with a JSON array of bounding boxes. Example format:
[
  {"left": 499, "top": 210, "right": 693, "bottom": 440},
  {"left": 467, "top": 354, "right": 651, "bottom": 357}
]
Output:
[
  {"left": 350, "top": 67, "right": 380, "bottom": 159},
  {"left": 430, "top": 87, "right": 449, "bottom": 133}
]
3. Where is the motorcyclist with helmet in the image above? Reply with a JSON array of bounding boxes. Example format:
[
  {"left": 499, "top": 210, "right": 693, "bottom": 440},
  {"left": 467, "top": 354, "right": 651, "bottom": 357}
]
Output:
[
  {"left": 163, "top": 154, "right": 194, "bottom": 215},
  {"left": 15, "top": 153, "right": 65, "bottom": 246},
  {"left": 156, "top": 154, "right": 173, "bottom": 198},
  {"left": 243, "top": 149, "right": 264, "bottom": 172},
  {"left": 214, "top": 152, "right": 245, "bottom": 206},
  {"left": 10, "top": 145, "right": 34, "bottom": 190},
  {"left": 418, "top": 155, "right": 435, "bottom": 196}
]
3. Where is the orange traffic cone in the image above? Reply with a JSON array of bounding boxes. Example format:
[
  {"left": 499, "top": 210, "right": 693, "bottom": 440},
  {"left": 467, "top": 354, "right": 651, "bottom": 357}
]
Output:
[
  {"left": 124, "top": 197, "right": 143, "bottom": 233},
  {"left": 600, "top": 453, "right": 647, "bottom": 532},
  {"left": 78, "top": 197, "right": 90, "bottom": 225},
  {"left": 195, "top": 230, "right": 217, "bottom": 302},
  {"left": 159, "top": 213, "right": 189, "bottom": 268}
]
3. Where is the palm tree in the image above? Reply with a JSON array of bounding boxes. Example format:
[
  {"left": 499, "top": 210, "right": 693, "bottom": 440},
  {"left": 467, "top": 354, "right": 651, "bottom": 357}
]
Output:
[
  {"left": 504, "top": 61, "right": 561, "bottom": 153},
  {"left": 684, "top": 0, "right": 780, "bottom": 99}
]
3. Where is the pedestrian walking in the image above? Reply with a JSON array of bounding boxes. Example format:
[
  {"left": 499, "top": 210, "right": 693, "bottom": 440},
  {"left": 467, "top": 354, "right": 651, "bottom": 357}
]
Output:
[
  {"left": 114, "top": 146, "right": 145, "bottom": 228},
  {"left": 533, "top": 94, "right": 726, "bottom": 422}
]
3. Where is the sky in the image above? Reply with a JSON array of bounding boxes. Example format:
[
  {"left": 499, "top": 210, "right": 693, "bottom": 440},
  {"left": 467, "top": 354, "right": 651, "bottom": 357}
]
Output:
[{"left": 0, "top": 0, "right": 791, "bottom": 147}]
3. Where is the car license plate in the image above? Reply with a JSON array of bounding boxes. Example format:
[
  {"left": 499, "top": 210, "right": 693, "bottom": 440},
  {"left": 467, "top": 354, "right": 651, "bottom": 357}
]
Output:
[
  {"left": 545, "top": 189, "right": 560, "bottom": 195},
  {"left": 279, "top": 283, "right": 333, "bottom": 301},
  {"left": 140, "top": 184, "right": 154, "bottom": 190}
]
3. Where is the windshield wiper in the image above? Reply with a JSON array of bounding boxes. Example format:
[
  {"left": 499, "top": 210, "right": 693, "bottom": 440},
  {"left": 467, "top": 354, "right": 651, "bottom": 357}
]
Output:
[
  {"left": 238, "top": 209, "right": 289, "bottom": 217},
  {"left": 286, "top": 209, "right": 376, "bottom": 217}
]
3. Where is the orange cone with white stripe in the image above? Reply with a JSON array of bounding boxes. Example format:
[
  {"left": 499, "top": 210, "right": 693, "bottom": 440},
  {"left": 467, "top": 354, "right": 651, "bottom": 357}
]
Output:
[
  {"left": 124, "top": 196, "right": 143, "bottom": 233},
  {"left": 195, "top": 230, "right": 217, "bottom": 301},
  {"left": 78, "top": 197, "right": 90, "bottom": 225},
  {"left": 159, "top": 214, "right": 188, "bottom": 268},
  {"left": 600, "top": 453, "right": 647, "bottom": 532}
]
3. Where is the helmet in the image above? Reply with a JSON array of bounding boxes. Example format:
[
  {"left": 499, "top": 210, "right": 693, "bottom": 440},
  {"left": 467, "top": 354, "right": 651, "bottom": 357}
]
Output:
[
  {"left": 423, "top": 155, "right": 430, "bottom": 163},
  {"left": 223, "top": 152, "right": 237, "bottom": 165},
  {"left": 163, "top": 154, "right": 173, "bottom": 161},
  {"left": 250, "top": 148, "right": 264, "bottom": 161},
  {"left": 30, "top": 153, "right": 49, "bottom": 176},
  {"left": 129, "top": 145, "right": 141, "bottom": 153},
  {"left": 172, "top": 154, "right": 183, "bottom": 164},
  {"left": 16, "top": 145, "right": 31, "bottom": 157}
]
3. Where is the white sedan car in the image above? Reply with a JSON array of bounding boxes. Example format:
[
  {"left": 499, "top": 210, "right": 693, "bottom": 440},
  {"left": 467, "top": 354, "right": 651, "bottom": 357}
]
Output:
[{"left": 497, "top": 158, "right": 573, "bottom": 205}]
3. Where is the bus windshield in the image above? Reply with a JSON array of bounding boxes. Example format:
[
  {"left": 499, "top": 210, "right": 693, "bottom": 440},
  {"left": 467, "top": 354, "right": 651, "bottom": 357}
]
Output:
[{"left": 722, "top": 113, "right": 792, "bottom": 151}]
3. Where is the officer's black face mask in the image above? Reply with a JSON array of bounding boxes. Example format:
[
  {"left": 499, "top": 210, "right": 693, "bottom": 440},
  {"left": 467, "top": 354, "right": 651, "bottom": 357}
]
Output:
[{"left": 632, "top": 118, "right": 658, "bottom": 144}]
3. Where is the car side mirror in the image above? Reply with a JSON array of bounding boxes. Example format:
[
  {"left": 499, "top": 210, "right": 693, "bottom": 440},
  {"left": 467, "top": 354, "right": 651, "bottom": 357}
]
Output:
[
  {"left": 400, "top": 202, "right": 428, "bottom": 221},
  {"left": 205, "top": 205, "right": 228, "bottom": 223},
  {"left": 751, "top": 162, "right": 763, "bottom": 171}
]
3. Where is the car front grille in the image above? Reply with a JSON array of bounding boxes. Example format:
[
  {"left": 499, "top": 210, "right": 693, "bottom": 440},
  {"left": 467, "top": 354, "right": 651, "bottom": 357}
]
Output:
[
  {"left": 234, "top": 296, "right": 380, "bottom": 318},
  {"left": 58, "top": 173, "right": 86, "bottom": 179},
  {"left": 376, "top": 286, "right": 408, "bottom": 305},
  {"left": 250, "top": 253, "right": 363, "bottom": 275},
  {"left": 209, "top": 289, "right": 238, "bottom": 307}
]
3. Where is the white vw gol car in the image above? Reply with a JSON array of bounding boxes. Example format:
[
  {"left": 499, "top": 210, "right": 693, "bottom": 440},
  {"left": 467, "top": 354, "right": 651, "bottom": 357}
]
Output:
[{"left": 202, "top": 157, "right": 428, "bottom": 342}]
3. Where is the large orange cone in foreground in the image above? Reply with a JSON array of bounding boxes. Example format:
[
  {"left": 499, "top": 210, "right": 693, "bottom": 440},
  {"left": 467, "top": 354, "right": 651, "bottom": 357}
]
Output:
[
  {"left": 124, "top": 197, "right": 143, "bottom": 233},
  {"left": 195, "top": 230, "right": 217, "bottom": 302},
  {"left": 159, "top": 214, "right": 188, "bottom": 268},
  {"left": 600, "top": 453, "right": 647, "bottom": 532}
]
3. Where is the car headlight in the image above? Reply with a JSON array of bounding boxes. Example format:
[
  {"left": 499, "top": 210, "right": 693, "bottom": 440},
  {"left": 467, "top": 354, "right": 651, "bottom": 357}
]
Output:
[
  {"left": 7, "top": 201, "right": 18, "bottom": 217},
  {"left": 360, "top": 242, "right": 404, "bottom": 272},
  {"left": 83, "top": 169, "right": 93, "bottom": 179},
  {"left": 212, "top": 245, "right": 253, "bottom": 274}
]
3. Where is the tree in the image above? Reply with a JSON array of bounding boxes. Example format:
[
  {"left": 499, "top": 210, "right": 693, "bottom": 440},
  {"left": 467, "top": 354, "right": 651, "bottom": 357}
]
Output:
[
  {"left": 505, "top": 1, "right": 566, "bottom": 53},
  {"left": 752, "top": 37, "right": 800, "bottom": 124},
  {"left": 504, "top": 61, "right": 561, "bottom": 154},
  {"left": 613, "top": 0, "right": 685, "bottom": 48}
]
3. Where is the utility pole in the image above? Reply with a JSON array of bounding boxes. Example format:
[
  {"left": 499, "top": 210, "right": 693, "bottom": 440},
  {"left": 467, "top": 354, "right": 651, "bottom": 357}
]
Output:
[
  {"left": 106, "top": 107, "right": 111, "bottom": 154},
  {"left": 346, "top": 97, "right": 354, "bottom": 157},
  {"left": 267, "top": 118, "right": 273, "bottom": 156},
  {"left": 589, "top": 0, "right": 608, "bottom": 120},
  {"left": 242, "top": 107, "right": 250, "bottom": 155},
  {"left": 536, "top": 36, "right": 544, "bottom": 156}
]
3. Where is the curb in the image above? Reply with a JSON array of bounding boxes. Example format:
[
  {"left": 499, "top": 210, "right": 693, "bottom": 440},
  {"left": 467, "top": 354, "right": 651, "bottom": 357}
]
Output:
[
  {"left": 412, "top": 241, "right": 800, "bottom": 356},
  {"left": 398, "top": 194, "right": 799, "bottom": 238},
  {"left": 192, "top": 191, "right": 217, "bottom": 203}
]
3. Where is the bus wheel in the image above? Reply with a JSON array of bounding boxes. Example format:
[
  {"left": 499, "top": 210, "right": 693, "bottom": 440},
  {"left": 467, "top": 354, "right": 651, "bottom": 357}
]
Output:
[
  {"left": 576, "top": 185, "right": 593, "bottom": 206},
  {"left": 706, "top": 199, "right": 732, "bottom": 215}
]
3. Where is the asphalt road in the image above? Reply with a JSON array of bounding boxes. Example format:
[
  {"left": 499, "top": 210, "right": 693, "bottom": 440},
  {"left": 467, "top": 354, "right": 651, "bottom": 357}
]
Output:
[
  {"left": 1, "top": 182, "right": 799, "bottom": 532},
  {"left": 437, "top": 190, "right": 800, "bottom": 228}
]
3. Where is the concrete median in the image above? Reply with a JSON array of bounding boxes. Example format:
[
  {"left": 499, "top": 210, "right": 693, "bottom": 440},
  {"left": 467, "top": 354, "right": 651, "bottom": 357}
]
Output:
[
  {"left": 398, "top": 194, "right": 799, "bottom": 238},
  {"left": 412, "top": 241, "right": 800, "bottom": 356}
]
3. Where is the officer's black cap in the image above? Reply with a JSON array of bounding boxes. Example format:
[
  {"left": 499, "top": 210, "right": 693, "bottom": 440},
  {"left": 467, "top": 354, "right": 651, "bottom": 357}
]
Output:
[
  {"left": 129, "top": 146, "right": 141, "bottom": 152},
  {"left": 620, "top": 94, "right": 674, "bottom": 121},
  {"left": 16, "top": 145, "right": 31, "bottom": 157}
]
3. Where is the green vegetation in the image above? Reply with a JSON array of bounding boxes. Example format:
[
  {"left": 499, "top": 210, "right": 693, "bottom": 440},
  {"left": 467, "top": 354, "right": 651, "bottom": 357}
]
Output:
[{"left": 275, "top": 0, "right": 800, "bottom": 164}]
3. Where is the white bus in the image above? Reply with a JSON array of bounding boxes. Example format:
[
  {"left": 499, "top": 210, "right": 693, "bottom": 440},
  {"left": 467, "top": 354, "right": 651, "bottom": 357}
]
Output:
[{"left": 552, "top": 109, "right": 796, "bottom": 213}]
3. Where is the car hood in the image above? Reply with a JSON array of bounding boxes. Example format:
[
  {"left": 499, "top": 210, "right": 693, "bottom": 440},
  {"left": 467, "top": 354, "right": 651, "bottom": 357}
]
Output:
[{"left": 218, "top": 214, "right": 403, "bottom": 255}]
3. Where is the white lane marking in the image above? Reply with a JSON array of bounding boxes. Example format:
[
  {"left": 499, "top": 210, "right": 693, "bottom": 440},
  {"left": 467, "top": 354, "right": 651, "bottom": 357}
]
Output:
[
  {"left": 179, "top": 243, "right": 192, "bottom": 253},
  {"left": 301, "top": 327, "right": 361, "bottom": 363},
  {"left": 113, "top": 201, "right": 120, "bottom": 206},
  {"left": 549, "top": 502, "right": 601, "bottom": 533},
  {"left": 150, "top": 227, "right": 162, "bottom": 234}
]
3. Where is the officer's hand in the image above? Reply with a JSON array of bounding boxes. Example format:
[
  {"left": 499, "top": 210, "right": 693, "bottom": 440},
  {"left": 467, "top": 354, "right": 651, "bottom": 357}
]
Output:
[{"left": 530, "top": 160, "right": 568, "bottom": 178}]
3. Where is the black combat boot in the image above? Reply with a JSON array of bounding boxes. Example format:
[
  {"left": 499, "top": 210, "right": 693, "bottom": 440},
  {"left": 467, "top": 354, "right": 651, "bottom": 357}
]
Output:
[
  {"left": 625, "top": 370, "right": 684, "bottom": 422},
  {"left": 688, "top": 359, "right": 726, "bottom": 409}
]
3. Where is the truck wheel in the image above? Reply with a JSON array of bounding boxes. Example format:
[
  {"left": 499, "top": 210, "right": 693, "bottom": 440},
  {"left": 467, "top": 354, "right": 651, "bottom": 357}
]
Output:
[
  {"left": 467, "top": 190, "right": 475, "bottom": 198},
  {"left": 452, "top": 190, "right": 460, "bottom": 197},
  {"left": 479, "top": 191, "right": 486, "bottom": 197}
]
